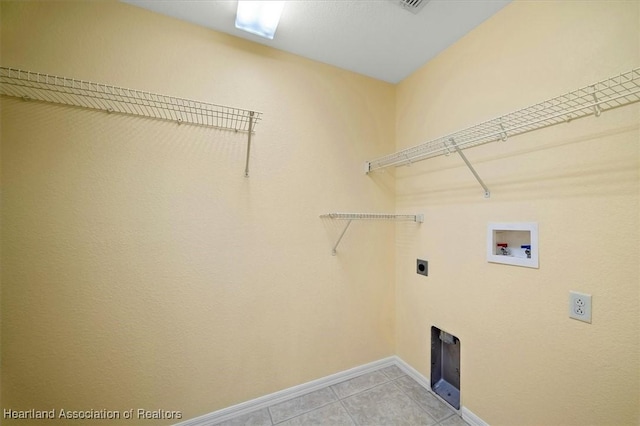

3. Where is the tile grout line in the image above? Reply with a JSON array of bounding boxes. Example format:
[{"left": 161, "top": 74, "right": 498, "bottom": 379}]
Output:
[
  {"left": 337, "top": 369, "right": 445, "bottom": 426},
  {"left": 393, "top": 359, "right": 468, "bottom": 423},
  {"left": 269, "top": 373, "right": 375, "bottom": 425},
  {"left": 270, "top": 389, "right": 340, "bottom": 425},
  {"left": 267, "top": 404, "right": 275, "bottom": 426},
  {"left": 215, "top": 365, "right": 465, "bottom": 426},
  {"left": 332, "top": 384, "right": 359, "bottom": 426},
  {"left": 271, "top": 401, "right": 337, "bottom": 425},
  {"left": 328, "top": 384, "right": 341, "bottom": 400},
  {"left": 338, "top": 399, "right": 359, "bottom": 426},
  {"left": 387, "top": 372, "right": 463, "bottom": 425},
  {"left": 200, "top": 358, "right": 397, "bottom": 426},
  {"left": 274, "top": 368, "right": 397, "bottom": 425},
  {"left": 344, "top": 374, "right": 400, "bottom": 400},
  {"left": 332, "top": 369, "right": 395, "bottom": 400},
  {"left": 391, "top": 361, "right": 467, "bottom": 425},
  {"left": 333, "top": 372, "right": 393, "bottom": 426},
  {"left": 389, "top": 375, "right": 443, "bottom": 425}
]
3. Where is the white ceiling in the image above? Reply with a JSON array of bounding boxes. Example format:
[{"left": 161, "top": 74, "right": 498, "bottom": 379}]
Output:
[{"left": 122, "top": 0, "right": 511, "bottom": 84}]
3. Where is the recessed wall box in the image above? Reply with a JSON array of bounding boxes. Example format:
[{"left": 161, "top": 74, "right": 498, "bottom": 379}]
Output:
[
  {"left": 487, "top": 222, "right": 539, "bottom": 268},
  {"left": 431, "top": 326, "right": 460, "bottom": 410}
]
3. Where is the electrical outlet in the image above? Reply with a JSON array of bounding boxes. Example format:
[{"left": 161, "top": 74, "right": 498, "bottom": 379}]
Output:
[{"left": 569, "top": 291, "right": 592, "bottom": 323}]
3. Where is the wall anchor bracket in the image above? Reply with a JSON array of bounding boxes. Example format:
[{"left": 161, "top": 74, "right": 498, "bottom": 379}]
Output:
[
  {"left": 447, "top": 138, "right": 490, "bottom": 198},
  {"left": 244, "top": 111, "right": 254, "bottom": 177},
  {"left": 592, "top": 89, "right": 602, "bottom": 117},
  {"left": 332, "top": 220, "right": 353, "bottom": 256},
  {"left": 499, "top": 122, "right": 508, "bottom": 141}
]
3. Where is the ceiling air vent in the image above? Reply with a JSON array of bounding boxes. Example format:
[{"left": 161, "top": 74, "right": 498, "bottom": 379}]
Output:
[{"left": 394, "top": 0, "right": 430, "bottom": 14}]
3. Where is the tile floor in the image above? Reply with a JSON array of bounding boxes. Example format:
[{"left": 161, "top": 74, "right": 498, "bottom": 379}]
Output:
[{"left": 214, "top": 365, "right": 469, "bottom": 426}]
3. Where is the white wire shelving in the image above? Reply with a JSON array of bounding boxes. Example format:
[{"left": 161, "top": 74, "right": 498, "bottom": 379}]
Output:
[
  {"left": 320, "top": 212, "right": 424, "bottom": 255},
  {"left": 0, "top": 66, "right": 262, "bottom": 176},
  {"left": 365, "top": 67, "right": 640, "bottom": 197}
]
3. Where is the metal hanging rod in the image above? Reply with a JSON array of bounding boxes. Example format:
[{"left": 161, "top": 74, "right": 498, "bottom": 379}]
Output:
[
  {"left": 320, "top": 212, "right": 424, "bottom": 255},
  {"left": 365, "top": 67, "right": 640, "bottom": 194},
  {"left": 0, "top": 67, "right": 263, "bottom": 175}
]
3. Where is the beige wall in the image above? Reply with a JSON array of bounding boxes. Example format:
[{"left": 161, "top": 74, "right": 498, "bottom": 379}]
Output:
[
  {"left": 395, "top": 1, "right": 639, "bottom": 425},
  {"left": 2, "top": 1, "right": 639, "bottom": 425},
  {"left": 0, "top": 2, "right": 396, "bottom": 424}
]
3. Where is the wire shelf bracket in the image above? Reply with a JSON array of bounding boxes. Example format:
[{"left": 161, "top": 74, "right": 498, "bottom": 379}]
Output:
[
  {"left": 365, "top": 67, "right": 640, "bottom": 196},
  {"left": 320, "top": 213, "right": 424, "bottom": 255},
  {"left": 446, "top": 138, "right": 491, "bottom": 198},
  {"left": 0, "top": 66, "right": 263, "bottom": 176}
]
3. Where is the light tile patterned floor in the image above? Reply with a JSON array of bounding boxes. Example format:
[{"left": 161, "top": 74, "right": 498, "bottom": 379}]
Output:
[{"left": 214, "top": 365, "right": 469, "bottom": 426}]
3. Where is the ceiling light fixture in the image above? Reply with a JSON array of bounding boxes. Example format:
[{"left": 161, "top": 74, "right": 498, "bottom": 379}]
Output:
[{"left": 235, "top": 1, "right": 285, "bottom": 40}]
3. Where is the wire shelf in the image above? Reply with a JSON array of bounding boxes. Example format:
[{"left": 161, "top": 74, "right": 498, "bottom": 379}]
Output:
[
  {"left": 320, "top": 212, "right": 423, "bottom": 255},
  {"left": 0, "top": 67, "right": 262, "bottom": 133},
  {"left": 366, "top": 67, "right": 640, "bottom": 172},
  {"left": 320, "top": 212, "right": 424, "bottom": 222}
]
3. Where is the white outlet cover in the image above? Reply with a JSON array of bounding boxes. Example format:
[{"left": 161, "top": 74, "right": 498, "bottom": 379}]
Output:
[{"left": 569, "top": 291, "right": 592, "bottom": 323}]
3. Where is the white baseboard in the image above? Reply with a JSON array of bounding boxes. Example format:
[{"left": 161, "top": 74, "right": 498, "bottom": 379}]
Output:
[
  {"left": 175, "top": 356, "right": 488, "bottom": 426},
  {"left": 391, "top": 355, "right": 431, "bottom": 389},
  {"left": 174, "top": 357, "right": 396, "bottom": 426},
  {"left": 460, "top": 406, "right": 490, "bottom": 426}
]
